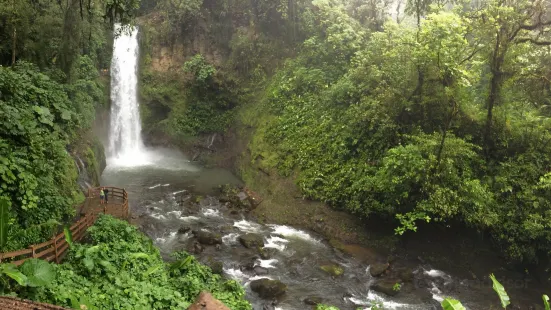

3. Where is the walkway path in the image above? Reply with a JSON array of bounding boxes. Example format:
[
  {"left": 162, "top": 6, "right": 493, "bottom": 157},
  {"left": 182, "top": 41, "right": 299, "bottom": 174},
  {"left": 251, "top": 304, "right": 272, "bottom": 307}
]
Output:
[{"left": 0, "top": 186, "right": 129, "bottom": 309}]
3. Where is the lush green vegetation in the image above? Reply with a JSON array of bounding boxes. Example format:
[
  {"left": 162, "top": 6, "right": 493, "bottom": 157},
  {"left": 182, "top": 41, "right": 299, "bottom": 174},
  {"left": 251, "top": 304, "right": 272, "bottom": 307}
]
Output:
[
  {"left": 138, "top": 0, "right": 551, "bottom": 265},
  {"left": 0, "top": 0, "right": 139, "bottom": 251},
  {"left": 0, "top": 215, "right": 251, "bottom": 309},
  {"left": 244, "top": 0, "right": 551, "bottom": 264}
]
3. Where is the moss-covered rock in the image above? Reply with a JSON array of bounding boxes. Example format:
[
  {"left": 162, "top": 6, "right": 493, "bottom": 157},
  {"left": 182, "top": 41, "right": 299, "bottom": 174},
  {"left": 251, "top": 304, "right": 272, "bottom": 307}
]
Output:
[{"left": 320, "top": 264, "right": 344, "bottom": 277}]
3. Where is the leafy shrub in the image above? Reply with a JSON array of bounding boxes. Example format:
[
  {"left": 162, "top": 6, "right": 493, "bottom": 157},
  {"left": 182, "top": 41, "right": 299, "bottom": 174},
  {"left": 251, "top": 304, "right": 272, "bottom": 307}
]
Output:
[{"left": 3, "top": 215, "right": 251, "bottom": 310}]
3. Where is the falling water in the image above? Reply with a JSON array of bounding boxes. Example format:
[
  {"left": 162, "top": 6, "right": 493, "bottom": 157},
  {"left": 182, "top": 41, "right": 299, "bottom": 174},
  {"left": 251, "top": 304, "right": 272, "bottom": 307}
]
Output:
[{"left": 108, "top": 25, "right": 146, "bottom": 166}]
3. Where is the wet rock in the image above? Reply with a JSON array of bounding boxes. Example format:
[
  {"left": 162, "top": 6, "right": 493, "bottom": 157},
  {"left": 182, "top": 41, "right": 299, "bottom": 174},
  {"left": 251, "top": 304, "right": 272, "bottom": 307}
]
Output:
[
  {"left": 370, "top": 279, "right": 401, "bottom": 296},
  {"left": 194, "top": 230, "right": 222, "bottom": 245},
  {"left": 303, "top": 296, "right": 323, "bottom": 305},
  {"left": 370, "top": 263, "right": 389, "bottom": 277},
  {"left": 239, "top": 234, "right": 264, "bottom": 249},
  {"left": 320, "top": 264, "right": 344, "bottom": 277},
  {"left": 240, "top": 261, "right": 255, "bottom": 271},
  {"left": 219, "top": 195, "right": 231, "bottom": 203},
  {"left": 398, "top": 268, "right": 414, "bottom": 283},
  {"left": 192, "top": 241, "right": 204, "bottom": 254},
  {"left": 250, "top": 278, "right": 287, "bottom": 299},
  {"left": 229, "top": 210, "right": 239, "bottom": 216},
  {"left": 208, "top": 260, "right": 224, "bottom": 275},
  {"left": 215, "top": 244, "right": 222, "bottom": 251},
  {"left": 187, "top": 291, "right": 230, "bottom": 310},
  {"left": 237, "top": 191, "right": 248, "bottom": 201},
  {"left": 254, "top": 266, "right": 269, "bottom": 275},
  {"left": 259, "top": 247, "right": 276, "bottom": 259},
  {"left": 178, "top": 226, "right": 191, "bottom": 234}
]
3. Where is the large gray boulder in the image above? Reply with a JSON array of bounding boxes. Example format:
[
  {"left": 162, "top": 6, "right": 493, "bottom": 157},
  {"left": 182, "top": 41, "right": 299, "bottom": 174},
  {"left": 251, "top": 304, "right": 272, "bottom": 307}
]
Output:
[
  {"left": 194, "top": 230, "right": 222, "bottom": 245},
  {"left": 369, "top": 263, "right": 389, "bottom": 277},
  {"left": 239, "top": 234, "right": 264, "bottom": 249},
  {"left": 370, "top": 279, "right": 401, "bottom": 296},
  {"left": 250, "top": 278, "right": 287, "bottom": 299}
]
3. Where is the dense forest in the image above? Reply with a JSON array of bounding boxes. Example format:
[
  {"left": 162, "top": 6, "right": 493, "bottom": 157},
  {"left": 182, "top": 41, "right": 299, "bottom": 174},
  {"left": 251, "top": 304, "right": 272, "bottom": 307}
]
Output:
[
  {"left": 139, "top": 0, "right": 551, "bottom": 265},
  {"left": 3, "top": 0, "right": 551, "bottom": 308}
]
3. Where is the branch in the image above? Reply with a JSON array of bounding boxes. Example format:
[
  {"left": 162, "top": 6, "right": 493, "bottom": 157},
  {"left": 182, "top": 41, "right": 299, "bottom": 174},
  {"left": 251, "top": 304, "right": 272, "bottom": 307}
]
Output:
[
  {"left": 459, "top": 46, "right": 483, "bottom": 65},
  {"left": 515, "top": 37, "right": 551, "bottom": 45}
]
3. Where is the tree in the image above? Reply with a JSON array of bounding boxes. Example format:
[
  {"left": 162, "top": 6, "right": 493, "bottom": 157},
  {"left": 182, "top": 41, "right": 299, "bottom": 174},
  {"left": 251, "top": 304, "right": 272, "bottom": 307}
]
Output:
[{"left": 469, "top": 0, "right": 551, "bottom": 158}]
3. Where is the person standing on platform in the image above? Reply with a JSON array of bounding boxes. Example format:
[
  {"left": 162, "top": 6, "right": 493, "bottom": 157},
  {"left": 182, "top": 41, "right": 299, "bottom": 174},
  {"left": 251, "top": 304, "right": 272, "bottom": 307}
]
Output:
[
  {"left": 100, "top": 188, "right": 105, "bottom": 205},
  {"left": 104, "top": 188, "right": 109, "bottom": 204}
]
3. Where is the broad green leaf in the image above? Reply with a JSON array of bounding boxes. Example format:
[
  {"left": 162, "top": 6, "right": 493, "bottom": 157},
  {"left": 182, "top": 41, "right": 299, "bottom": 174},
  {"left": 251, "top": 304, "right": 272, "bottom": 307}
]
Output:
[
  {"left": 129, "top": 253, "right": 150, "bottom": 260},
  {"left": 441, "top": 298, "right": 466, "bottom": 310},
  {"left": 490, "top": 274, "right": 510, "bottom": 308},
  {"left": 64, "top": 225, "right": 73, "bottom": 247},
  {"left": 1, "top": 263, "right": 28, "bottom": 286},
  {"left": 83, "top": 257, "right": 95, "bottom": 270},
  {"left": 543, "top": 294, "right": 550, "bottom": 310},
  {"left": 0, "top": 198, "right": 8, "bottom": 248},
  {"left": 144, "top": 265, "right": 161, "bottom": 277},
  {"left": 60, "top": 109, "right": 71, "bottom": 120},
  {"left": 20, "top": 259, "right": 55, "bottom": 287}
]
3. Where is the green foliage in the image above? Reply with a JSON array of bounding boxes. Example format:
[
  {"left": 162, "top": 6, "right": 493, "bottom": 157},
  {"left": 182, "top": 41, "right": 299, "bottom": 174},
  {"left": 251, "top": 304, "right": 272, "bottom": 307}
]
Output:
[
  {"left": 441, "top": 298, "right": 466, "bottom": 310},
  {"left": 64, "top": 226, "right": 73, "bottom": 248},
  {"left": 19, "top": 259, "right": 55, "bottom": 288},
  {"left": 241, "top": 0, "right": 551, "bottom": 264},
  {"left": 316, "top": 305, "right": 340, "bottom": 310},
  {"left": 392, "top": 282, "right": 401, "bottom": 292},
  {"left": 544, "top": 295, "right": 550, "bottom": 310},
  {"left": 3, "top": 215, "right": 251, "bottom": 310},
  {"left": 490, "top": 274, "right": 511, "bottom": 308},
  {"left": 183, "top": 54, "right": 216, "bottom": 86},
  {"left": 0, "top": 263, "right": 28, "bottom": 288},
  {"left": 0, "top": 197, "right": 8, "bottom": 247},
  {"left": 0, "top": 63, "right": 84, "bottom": 251}
]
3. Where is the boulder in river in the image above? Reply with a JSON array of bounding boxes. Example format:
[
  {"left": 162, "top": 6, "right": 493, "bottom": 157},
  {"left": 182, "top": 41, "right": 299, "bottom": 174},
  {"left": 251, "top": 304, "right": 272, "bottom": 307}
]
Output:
[
  {"left": 320, "top": 264, "right": 344, "bottom": 277},
  {"left": 239, "top": 234, "right": 264, "bottom": 249},
  {"left": 250, "top": 278, "right": 287, "bottom": 299},
  {"left": 370, "top": 279, "right": 401, "bottom": 296},
  {"left": 187, "top": 291, "right": 230, "bottom": 310},
  {"left": 194, "top": 230, "right": 222, "bottom": 245},
  {"left": 178, "top": 226, "right": 191, "bottom": 234},
  {"left": 397, "top": 267, "right": 414, "bottom": 283},
  {"left": 370, "top": 263, "right": 389, "bottom": 277},
  {"left": 303, "top": 296, "right": 323, "bottom": 305},
  {"left": 259, "top": 247, "right": 276, "bottom": 259},
  {"left": 206, "top": 259, "right": 224, "bottom": 275}
]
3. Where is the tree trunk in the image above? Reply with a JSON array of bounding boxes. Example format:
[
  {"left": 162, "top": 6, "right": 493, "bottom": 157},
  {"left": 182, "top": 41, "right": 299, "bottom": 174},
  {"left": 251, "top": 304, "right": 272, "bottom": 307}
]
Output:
[
  {"left": 484, "top": 31, "right": 506, "bottom": 159},
  {"left": 11, "top": 27, "right": 16, "bottom": 66}
]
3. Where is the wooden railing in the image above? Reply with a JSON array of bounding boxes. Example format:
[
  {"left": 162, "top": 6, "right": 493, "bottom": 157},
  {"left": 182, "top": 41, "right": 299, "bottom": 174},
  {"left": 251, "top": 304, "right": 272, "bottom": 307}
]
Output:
[
  {"left": 0, "top": 187, "right": 128, "bottom": 265},
  {"left": 85, "top": 187, "right": 129, "bottom": 218}
]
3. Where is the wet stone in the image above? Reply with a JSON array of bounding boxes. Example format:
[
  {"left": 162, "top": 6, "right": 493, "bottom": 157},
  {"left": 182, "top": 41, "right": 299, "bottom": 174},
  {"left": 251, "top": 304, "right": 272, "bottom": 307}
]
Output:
[
  {"left": 178, "top": 226, "right": 191, "bottom": 234},
  {"left": 259, "top": 247, "right": 276, "bottom": 260},
  {"left": 239, "top": 233, "right": 264, "bottom": 249},
  {"left": 370, "top": 279, "right": 401, "bottom": 296},
  {"left": 250, "top": 278, "right": 287, "bottom": 299},
  {"left": 370, "top": 263, "right": 389, "bottom": 277},
  {"left": 194, "top": 230, "right": 222, "bottom": 245},
  {"left": 303, "top": 296, "right": 323, "bottom": 305},
  {"left": 320, "top": 264, "right": 344, "bottom": 277}
]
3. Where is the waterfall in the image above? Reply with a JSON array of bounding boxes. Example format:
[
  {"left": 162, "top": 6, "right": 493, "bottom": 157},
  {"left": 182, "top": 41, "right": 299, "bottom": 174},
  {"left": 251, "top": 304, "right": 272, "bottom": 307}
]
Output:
[{"left": 108, "top": 25, "right": 146, "bottom": 166}]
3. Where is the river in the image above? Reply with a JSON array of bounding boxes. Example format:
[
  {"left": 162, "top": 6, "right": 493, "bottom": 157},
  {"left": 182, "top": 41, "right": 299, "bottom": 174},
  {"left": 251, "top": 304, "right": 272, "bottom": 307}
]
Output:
[{"left": 100, "top": 26, "right": 545, "bottom": 310}]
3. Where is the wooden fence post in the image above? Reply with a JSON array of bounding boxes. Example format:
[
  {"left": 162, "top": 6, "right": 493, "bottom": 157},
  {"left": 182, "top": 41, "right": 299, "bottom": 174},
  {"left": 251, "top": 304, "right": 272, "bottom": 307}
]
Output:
[
  {"left": 53, "top": 233, "right": 59, "bottom": 264},
  {"left": 30, "top": 245, "right": 36, "bottom": 258}
]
